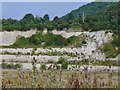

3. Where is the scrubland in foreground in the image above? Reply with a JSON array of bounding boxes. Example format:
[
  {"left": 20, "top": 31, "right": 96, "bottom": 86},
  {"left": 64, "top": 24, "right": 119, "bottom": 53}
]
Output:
[{"left": 2, "top": 69, "right": 118, "bottom": 88}]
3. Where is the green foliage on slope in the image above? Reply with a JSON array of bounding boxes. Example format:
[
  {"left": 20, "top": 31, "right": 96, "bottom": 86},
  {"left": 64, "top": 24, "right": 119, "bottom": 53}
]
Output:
[
  {"left": 101, "top": 42, "right": 118, "bottom": 58},
  {"left": 62, "top": 2, "right": 119, "bottom": 31},
  {"left": 2, "top": 2, "right": 119, "bottom": 32},
  {"left": 10, "top": 31, "right": 68, "bottom": 48},
  {"left": 67, "top": 35, "right": 87, "bottom": 47},
  {"left": 9, "top": 31, "right": 88, "bottom": 48},
  {"left": 1, "top": 2, "right": 120, "bottom": 58}
]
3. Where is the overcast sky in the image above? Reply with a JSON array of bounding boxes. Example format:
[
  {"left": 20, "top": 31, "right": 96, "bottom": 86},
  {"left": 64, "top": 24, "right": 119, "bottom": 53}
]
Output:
[{"left": 2, "top": 2, "right": 88, "bottom": 20}]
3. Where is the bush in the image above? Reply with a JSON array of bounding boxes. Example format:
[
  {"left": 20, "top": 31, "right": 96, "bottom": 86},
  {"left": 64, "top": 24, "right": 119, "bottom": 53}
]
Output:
[
  {"left": 101, "top": 42, "right": 118, "bottom": 58},
  {"left": 2, "top": 62, "right": 22, "bottom": 69},
  {"left": 61, "top": 61, "right": 68, "bottom": 70},
  {"left": 12, "top": 36, "right": 29, "bottom": 47},
  {"left": 7, "top": 63, "right": 14, "bottom": 69},
  {"left": 45, "top": 33, "right": 68, "bottom": 47},
  {"left": 47, "top": 59, "right": 55, "bottom": 63},
  {"left": 40, "top": 64, "right": 46, "bottom": 70},
  {"left": 14, "top": 64, "right": 22, "bottom": 69},
  {"left": 11, "top": 31, "right": 69, "bottom": 48},
  {"left": 2, "top": 62, "right": 7, "bottom": 69},
  {"left": 31, "top": 48, "right": 37, "bottom": 55},
  {"left": 67, "top": 35, "right": 86, "bottom": 47},
  {"left": 57, "top": 57, "right": 66, "bottom": 64}
]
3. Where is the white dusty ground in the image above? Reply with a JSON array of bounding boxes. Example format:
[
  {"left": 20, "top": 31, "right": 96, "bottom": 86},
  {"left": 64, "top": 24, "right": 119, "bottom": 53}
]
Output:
[
  {"left": 23, "top": 63, "right": 119, "bottom": 72},
  {"left": 0, "top": 54, "right": 119, "bottom": 63},
  {"left": 0, "top": 55, "right": 61, "bottom": 62},
  {"left": 1, "top": 62, "right": 118, "bottom": 72}
]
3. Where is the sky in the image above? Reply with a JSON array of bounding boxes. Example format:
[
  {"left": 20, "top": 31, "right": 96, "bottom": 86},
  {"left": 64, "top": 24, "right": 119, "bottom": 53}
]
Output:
[
  {"left": 2, "top": 2, "right": 88, "bottom": 20},
  {"left": 1, "top": 0, "right": 94, "bottom": 2}
]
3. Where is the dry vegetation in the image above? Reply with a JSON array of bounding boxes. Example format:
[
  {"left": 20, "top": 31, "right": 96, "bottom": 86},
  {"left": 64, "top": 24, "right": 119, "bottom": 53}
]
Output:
[
  {"left": 1, "top": 57, "right": 119, "bottom": 89},
  {"left": 2, "top": 69, "right": 118, "bottom": 88}
]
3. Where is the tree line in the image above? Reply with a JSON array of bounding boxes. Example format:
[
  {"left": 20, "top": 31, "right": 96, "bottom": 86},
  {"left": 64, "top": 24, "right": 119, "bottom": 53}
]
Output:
[{"left": 2, "top": 2, "right": 119, "bottom": 32}]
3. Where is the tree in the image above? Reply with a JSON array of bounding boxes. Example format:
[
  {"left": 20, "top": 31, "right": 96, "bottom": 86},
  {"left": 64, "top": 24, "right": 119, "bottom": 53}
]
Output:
[
  {"left": 43, "top": 14, "right": 50, "bottom": 22},
  {"left": 66, "top": 13, "right": 74, "bottom": 21},
  {"left": 34, "top": 16, "right": 43, "bottom": 24},
  {"left": 53, "top": 16, "right": 59, "bottom": 21},
  {"left": 22, "top": 13, "right": 34, "bottom": 21},
  {"left": 82, "top": 23, "right": 90, "bottom": 31}
]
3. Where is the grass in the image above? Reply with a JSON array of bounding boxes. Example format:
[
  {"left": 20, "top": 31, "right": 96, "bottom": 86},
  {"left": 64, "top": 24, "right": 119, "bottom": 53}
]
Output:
[
  {"left": 2, "top": 70, "right": 119, "bottom": 88},
  {"left": 1, "top": 56, "right": 119, "bottom": 88}
]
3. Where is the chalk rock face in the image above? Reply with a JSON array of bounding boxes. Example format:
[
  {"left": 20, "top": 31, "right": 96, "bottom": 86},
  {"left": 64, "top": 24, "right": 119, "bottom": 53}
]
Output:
[
  {"left": 0, "top": 48, "right": 33, "bottom": 55},
  {"left": 115, "top": 54, "right": 120, "bottom": 61},
  {"left": 0, "top": 30, "right": 117, "bottom": 61},
  {"left": 52, "top": 30, "right": 82, "bottom": 38},
  {"left": 52, "top": 30, "right": 113, "bottom": 44},
  {"left": 0, "top": 29, "right": 37, "bottom": 46},
  {"left": 51, "top": 30, "right": 113, "bottom": 60},
  {"left": 107, "top": 54, "right": 120, "bottom": 61}
]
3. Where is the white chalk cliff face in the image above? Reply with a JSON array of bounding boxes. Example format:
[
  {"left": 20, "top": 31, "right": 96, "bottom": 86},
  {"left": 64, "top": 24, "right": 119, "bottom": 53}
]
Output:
[
  {"left": 52, "top": 30, "right": 113, "bottom": 60},
  {"left": 0, "top": 29, "right": 37, "bottom": 46},
  {"left": 1, "top": 30, "right": 119, "bottom": 61}
]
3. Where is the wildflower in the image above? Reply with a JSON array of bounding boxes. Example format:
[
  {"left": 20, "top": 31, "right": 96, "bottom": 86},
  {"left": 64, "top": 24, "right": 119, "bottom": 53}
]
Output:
[{"left": 72, "top": 78, "right": 80, "bottom": 88}]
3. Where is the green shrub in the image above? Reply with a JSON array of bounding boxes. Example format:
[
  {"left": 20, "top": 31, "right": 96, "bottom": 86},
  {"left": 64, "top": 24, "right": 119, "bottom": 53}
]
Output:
[
  {"left": 47, "top": 59, "right": 55, "bottom": 63},
  {"left": 40, "top": 63, "right": 46, "bottom": 70},
  {"left": 2, "top": 62, "right": 7, "bottom": 69},
  {"left": 45, "top": 32, "right": 68, "bottom": 47},
  {"left": 67, "top": 35, "right": 86, "bottom": 47},
  {"left": 7, "top": 63, "right": 14, "bottom": 69},
  {"left": 14, "top": 63, "right": 22, "bottom": 69},
  {"left": 101, "top": 42, "right": 118, "bottom": 58},
  {"left": 31, "top": 48, "right": 37, "bottom": 55},
  {"left": 61, "top": 61, "right": 68, "bottom": 70},
  {"left": 2, "top": 61, "right": 23, "bottom": 69},
  {"left": 12, "top": 36, "right": 29, "bottom": 47},
  {"left": 57, "top": 57, "right": 66, "bottom": 64},
  {"left": 11, "top": 31, "right": 69, "bottom": 47}
]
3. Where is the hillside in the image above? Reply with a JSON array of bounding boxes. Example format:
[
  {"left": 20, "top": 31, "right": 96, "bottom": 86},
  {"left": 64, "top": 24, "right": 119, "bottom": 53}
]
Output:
[
  {"left": 60, "top": 2, "right": 120, "bottom": 52},
  {"left": 2, "top": 2, "right": 119, "bottom": 31},
  {"left": 2, "top": 2, "right": 120, "bottom": 54},
  {"left": 1, "top": 2, "right": 120, "bottom": 57},
  {"left": 1, "top": 30, "right": 119, "bottom": 60},
  {"left": 1, "top": 2, "right": 120, "bottom": 89},
  {"left": 61, "top": 2, "right": 119, "bottom": 31},
  {"left": 62, "top": 2, "right": 114, "bottom": 20}
]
